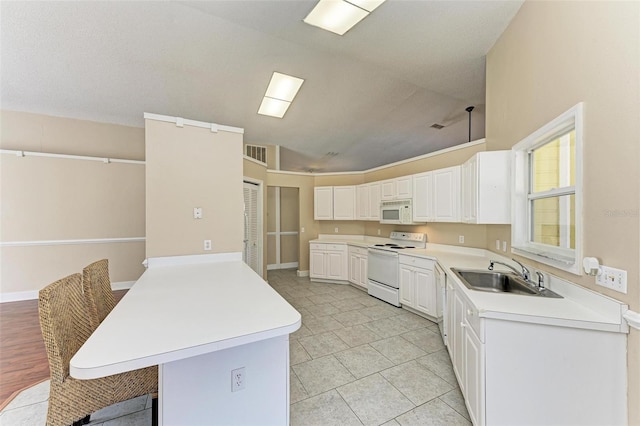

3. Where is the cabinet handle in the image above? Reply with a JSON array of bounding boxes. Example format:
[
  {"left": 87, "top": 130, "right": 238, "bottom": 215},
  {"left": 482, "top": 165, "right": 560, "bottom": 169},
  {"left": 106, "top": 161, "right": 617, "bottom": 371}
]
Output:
[
  {"left": 460, "top": 322, "right": 466, "bottom": 328},
  {"left": 467, "top": 309, "right": 473, "bottom": 316}
]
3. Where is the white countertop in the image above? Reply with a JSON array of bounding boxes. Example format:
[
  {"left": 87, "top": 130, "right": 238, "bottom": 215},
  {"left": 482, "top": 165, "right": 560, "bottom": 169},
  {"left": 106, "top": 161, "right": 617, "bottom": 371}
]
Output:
[
  {"left": 71, "top": 259, "right": 301, "bottom": 379},
  {"left": 311, "top": 236, "right": 627, "bottom": 333}
]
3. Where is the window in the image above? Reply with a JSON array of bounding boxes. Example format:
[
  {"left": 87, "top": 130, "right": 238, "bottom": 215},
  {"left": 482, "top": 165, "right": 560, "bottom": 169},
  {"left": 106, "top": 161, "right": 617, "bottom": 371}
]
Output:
[{"left": 512, "top": 103, "right": 583, "bottom": 274}]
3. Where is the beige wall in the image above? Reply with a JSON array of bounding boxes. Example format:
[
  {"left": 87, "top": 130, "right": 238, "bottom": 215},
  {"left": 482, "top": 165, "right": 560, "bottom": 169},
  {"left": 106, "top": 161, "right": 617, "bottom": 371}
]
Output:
[
  {"left": 365, "top": 142, "right": 485, "bottom": 182},
  {"left": 485, "top": 2, "right": 640, "bottom": 423},
  {"left": 0, "top": 110, "right": 146, "bottom": 295},
  {"left": 0, "top": 110, "right": 145, "bottom": 160},
  {"left": 145, "top": 119, "right": 244, "bottom": 258}
]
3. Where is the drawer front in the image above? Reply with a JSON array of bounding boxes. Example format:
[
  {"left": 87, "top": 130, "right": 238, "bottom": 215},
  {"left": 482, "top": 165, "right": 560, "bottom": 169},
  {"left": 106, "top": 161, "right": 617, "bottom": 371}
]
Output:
[
  {"left": 399, "top": 255, "right": 434, "bottom": 270},
  {"left": 348, "top": 245, "right": 368, "bottom": 256},
  {"left": 311, "top": 243, "right": 346, "bottom": 252}
]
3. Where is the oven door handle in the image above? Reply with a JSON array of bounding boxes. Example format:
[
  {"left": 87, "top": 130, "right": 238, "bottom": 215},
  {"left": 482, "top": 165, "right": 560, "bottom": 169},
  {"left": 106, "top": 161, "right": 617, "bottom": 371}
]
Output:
[{"left": 367, "top": 248, "right": 398, "bottom": 257}]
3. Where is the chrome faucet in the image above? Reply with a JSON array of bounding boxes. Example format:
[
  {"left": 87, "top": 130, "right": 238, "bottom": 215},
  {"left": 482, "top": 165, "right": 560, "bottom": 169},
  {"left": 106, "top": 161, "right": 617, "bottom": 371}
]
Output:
[
  {"left": 488, "top": 259, "right": 531, "bottom": 281},
  {"left": 535, "top": 271, "right": 545, "bottom": 290}
]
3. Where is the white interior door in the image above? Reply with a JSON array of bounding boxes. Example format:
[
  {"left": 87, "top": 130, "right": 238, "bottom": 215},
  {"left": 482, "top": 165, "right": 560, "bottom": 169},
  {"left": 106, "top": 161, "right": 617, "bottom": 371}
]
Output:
[{"left": 243, "top": 180, "right": 262, "bottom": 276}]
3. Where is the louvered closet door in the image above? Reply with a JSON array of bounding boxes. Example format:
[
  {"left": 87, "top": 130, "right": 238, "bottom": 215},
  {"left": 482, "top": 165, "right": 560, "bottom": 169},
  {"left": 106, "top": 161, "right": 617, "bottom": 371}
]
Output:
[{"left": 243, "top": 181, "right": 260, "bottom": 275}]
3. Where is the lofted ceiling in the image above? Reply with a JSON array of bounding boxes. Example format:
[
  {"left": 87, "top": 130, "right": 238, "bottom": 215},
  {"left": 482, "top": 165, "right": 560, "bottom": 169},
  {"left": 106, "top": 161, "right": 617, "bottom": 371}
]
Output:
[{"left": 0, "top": 1, "right": 523, "bottom": 172}]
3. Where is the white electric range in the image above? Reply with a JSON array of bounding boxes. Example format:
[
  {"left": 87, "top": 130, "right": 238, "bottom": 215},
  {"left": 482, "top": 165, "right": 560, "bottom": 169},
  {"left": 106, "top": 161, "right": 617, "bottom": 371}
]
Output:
[{"left": 367, "top": 232, "right": 426, "bottom": 307}]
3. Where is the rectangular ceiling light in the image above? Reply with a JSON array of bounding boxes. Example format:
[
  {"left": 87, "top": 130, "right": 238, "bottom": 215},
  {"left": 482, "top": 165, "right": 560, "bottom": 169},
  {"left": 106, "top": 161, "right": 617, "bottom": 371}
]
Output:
[
  {"left": 258, "top": 72, "right": 305, "bottom": 118},
  {"left": 303, "top": 0, "right": 386, "bottom": 36}
]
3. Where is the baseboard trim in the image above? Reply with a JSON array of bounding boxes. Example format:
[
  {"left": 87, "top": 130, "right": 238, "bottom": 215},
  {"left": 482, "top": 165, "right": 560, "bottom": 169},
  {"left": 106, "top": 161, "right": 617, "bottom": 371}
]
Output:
[
  {"left": 0, "top": 281, "right": 136, "bottom": 303},
  {"left": 267, "top": 262, "right": 299, "bottom": 271}
]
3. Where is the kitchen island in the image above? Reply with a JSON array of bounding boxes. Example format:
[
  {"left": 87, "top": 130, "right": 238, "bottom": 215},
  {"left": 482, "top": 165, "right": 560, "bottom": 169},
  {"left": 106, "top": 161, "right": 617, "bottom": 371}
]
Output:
[{"left": 71, "top": 254, "right": 301, "bottom": 425}]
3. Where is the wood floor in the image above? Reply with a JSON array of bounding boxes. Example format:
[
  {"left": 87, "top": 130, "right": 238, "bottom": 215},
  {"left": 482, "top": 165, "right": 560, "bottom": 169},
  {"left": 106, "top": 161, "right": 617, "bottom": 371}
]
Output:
[{"left": 0, "top": 290, "right": 127, "bottom": 406}]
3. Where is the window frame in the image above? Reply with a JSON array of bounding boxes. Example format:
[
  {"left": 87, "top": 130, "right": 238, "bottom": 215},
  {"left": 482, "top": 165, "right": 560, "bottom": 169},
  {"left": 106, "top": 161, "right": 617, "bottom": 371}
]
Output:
[{"left": 511, "top": 103, "right": 584, "bottom": 275}]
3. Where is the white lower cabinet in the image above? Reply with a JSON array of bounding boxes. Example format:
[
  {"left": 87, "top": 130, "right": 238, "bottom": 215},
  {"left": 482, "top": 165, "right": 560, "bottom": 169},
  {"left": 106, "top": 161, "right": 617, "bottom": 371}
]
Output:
[
  {"left": 399, "top": 255, "right": 438, "bottom": 318},
  {"left": 310, "top": 243, "right": 348, "bottom": 282},
  {"left": 447, "top": 281, "right": 487, "bottom": 425},
  {"left": 445, "top": 277, "right": 626, "bottom": 426},
  {"left": 348, "top": 246, "right": 368, "bottom": 290}
]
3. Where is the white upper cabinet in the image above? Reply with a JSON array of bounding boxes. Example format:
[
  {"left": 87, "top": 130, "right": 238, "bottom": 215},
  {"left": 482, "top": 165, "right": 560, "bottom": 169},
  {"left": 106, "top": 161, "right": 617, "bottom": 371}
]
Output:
[
  {"left": 368, "top": 183, "right": 381, "bottom": 220},
  {"left": 381, "top": 176, "right": 413, "bottom": 201},
  {"left": 395, "top": 176, "right": 413, "bottom": 199},
  {"left": 315, "top": 185, "right": 356, "bottom": 220},
  {"left": 314, "top": 186, "right": 334, "bottom": 220},
  {"left": 461, "top": 151, "right": 511, "bottom": 224},
  {"left": 333, "top": 186, "right": 357, "bottom": 220},
  {"left": 357, "top": 182, "right": 381, "bottom": 221},
  {"left": 380, "top": 179, "right": 396, "bottom": 200},
  {"left": 413, "top": 171, "right": 433, "bottom": 222},
  {"left": 356, "top": 184, "right": 370, "bottom": 220},
  {"left": 432, "top": 166, "right": 461, "bottom": 222}
]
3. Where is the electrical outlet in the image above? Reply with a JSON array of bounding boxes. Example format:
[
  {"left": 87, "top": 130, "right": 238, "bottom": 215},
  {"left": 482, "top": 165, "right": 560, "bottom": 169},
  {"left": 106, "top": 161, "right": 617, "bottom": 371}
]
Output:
[
  {"left": 334, "top": 227, "right": 339, "bottom": 233},
  {"left": 193, "top": 207, "right": 203, "bottom": 219},
  {"left": 458, "top": 235, "right": 464, "bottom": 244},
  {"left": 502, "top": 241, "right": 507, "bottom": 252},
  {"left": 231, "top": 367, "right": 245, "bottom": 392},
  {"left": 496, "top": 240, "right": 500, "bottom": 250},
  {"left": 204, "top": 240, "right": 212, "bottom": 251},
  {"left": 596, "top": 266, "right": 627, "bottom": 294},
  {"left": 301, "top": 227, "right": 305, "bottom": 233},
  {"left": 377, "top": 229, "right": 381, "bottom": 235}
]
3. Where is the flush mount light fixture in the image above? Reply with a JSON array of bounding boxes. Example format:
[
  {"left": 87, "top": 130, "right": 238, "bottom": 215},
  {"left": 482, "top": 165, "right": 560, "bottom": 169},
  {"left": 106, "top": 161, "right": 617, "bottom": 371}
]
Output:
[
  {"left": 258, "top": 72, "right": 305, "bottom": 118},
  {"left": 303, "top": 0, "right": 386, "bottom": 36}
]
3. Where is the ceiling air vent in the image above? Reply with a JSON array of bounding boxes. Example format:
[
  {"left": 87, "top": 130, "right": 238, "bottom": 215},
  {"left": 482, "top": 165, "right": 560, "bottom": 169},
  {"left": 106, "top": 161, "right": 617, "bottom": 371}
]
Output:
[{"left": 430, "top": 123, "right": 445, "bottom": 129}]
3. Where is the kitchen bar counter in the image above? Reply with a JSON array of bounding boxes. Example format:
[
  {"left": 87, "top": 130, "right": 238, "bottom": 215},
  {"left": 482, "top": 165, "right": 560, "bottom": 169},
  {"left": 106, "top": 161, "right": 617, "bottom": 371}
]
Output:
[{"left": 71, "top": 254, "right": 301, "bottom": 425}]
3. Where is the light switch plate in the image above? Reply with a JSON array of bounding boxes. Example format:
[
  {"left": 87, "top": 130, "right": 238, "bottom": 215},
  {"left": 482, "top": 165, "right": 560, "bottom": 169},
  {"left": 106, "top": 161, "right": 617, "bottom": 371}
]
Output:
[{"left": 596, "top": 265, "right": 627, "bottom": 294}]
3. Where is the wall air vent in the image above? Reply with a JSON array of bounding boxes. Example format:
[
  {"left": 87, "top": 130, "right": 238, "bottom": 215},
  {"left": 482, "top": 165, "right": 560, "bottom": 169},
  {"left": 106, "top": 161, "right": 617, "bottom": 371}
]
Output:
[
  {"left": 245, "top": 144, "right": 267, "bottom": 165},
  {"left": 430, "top": 123, "right": 445, "bottom": 129}
]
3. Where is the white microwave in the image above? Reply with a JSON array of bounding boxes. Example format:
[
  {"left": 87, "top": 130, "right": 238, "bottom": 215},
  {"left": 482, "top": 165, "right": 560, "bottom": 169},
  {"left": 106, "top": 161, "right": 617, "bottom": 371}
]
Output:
[{"left": 380, "top": 199, "right": 413, "bottom": 224}]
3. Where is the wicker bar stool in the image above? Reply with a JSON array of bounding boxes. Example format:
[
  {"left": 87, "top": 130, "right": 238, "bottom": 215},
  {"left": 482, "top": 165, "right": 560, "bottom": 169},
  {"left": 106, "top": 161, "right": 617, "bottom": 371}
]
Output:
[
  {"left": 39, "top": 273, "right": 158, "bottom": 426},
  {"left": 81, "top": 259, "right": 116, "bottom": 331}
]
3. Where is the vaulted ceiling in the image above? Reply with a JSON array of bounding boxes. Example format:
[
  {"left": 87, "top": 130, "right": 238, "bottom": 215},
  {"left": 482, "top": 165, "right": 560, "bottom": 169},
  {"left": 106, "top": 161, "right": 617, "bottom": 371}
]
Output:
[{"left": 1, "top": 1, "right": 523, "bottom": 172}]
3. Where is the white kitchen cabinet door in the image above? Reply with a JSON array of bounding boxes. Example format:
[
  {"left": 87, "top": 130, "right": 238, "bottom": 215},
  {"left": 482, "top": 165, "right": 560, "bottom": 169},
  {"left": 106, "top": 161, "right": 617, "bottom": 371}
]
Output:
[
  {"left": 433, "top": 166, "right": 461, "bottom": 222},
  {"left": 399, "top": 265, "right": 415, "bottom": 307},
  {"left": 368, "top": 183, "right": 381, "bottom": 220},
  {"left": 462, "top": 151, "right": 510, "bottom": 224},
  {"left": 463, "top": 155, "right": 478, "bottom": 223},
  {"left": 333, "top": 186, "right": 356, "bottom": 220},
  {"left": 395, "top": 176, "right": 413, "bottom": 199},
  {"left": 464, "top": 327, "right": 484, "bottom": 426},
  {"left": 356, "top": 184, "right": 369, "bottom": 220},
  {"left": 413, "top": 171, "right": 433, "bottom": 222},
  {"left": 380, "top": 180, "right": 396, "bottom": 200},
  {"left": 415, "top": 268, "right": 436, "bottom": 316},
  {"left": 314, "top": 187, "right": 334, "bottom": 220},
  {"left": 349, "top": 251, "right": 359, "bottom": 284},
  {"left": 445, "top": 281, "right": 455, "bottom": 355},
  {"left": 452, "top": 288, "right": 466, "bottom": 393},
  {"left": 326, "top": 251, "right": 348, "bottom": 281},
  {"left": 310, "top": 250, "right": 327, "bottom": 278},
  {"left": 358, "top": 255, "right": 368, "bottom": 288}
]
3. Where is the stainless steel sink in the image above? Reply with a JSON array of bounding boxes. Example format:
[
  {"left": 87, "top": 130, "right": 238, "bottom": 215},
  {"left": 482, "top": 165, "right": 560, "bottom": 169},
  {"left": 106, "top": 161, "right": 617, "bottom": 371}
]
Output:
[{"left": 451, "top": 268, "right": 563, "bottom": 298}]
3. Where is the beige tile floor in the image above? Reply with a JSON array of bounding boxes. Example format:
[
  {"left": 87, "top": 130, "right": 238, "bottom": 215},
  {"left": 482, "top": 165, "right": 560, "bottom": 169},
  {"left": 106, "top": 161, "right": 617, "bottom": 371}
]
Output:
[
  {"left": 0, "top": 268, "right": 470, "bottom": 426},
  {"left": 270, "top": 269, "right": 470, "bottom": 426}
]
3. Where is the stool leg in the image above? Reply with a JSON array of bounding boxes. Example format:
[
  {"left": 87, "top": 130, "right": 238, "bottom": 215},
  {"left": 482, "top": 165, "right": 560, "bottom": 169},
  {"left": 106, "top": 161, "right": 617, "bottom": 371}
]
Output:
[
  {"left": 152, "top": 396, "right": 158, "bottom": 426},
  {"left": 72, "top": 415, "right": 90, "bottom": 426}
]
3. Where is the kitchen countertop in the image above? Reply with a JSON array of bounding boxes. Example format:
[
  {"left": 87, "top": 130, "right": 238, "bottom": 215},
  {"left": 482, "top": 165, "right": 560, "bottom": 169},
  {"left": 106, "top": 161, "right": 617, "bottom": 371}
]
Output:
[
  {"left": 71, "top": 257, "right": 301, "bottom": 379},
  {"left": 311, "top": 236, "right": 628, "bottom": 333}
]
